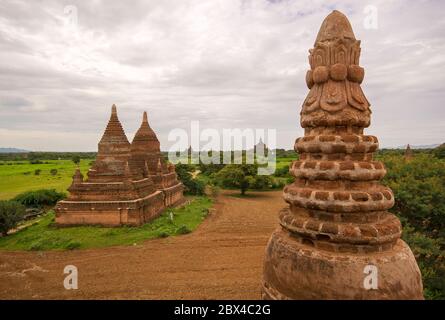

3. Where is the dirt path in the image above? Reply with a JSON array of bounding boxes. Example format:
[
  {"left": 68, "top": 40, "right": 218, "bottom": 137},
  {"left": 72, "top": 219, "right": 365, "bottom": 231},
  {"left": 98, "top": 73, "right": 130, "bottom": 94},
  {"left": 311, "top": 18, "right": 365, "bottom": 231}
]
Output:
[{"left": 0, "top": 190, "right": 284, "bottom": 299}]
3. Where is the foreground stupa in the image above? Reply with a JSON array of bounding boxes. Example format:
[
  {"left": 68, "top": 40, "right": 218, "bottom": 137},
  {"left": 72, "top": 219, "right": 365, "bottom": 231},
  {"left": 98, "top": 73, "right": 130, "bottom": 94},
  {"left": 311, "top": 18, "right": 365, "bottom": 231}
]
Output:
[
  {"left": 55, "top": 105, "right": 184, "bottom": 226},
  {"left": 262, "top": 11, "right": 423, "bottom": 299}
]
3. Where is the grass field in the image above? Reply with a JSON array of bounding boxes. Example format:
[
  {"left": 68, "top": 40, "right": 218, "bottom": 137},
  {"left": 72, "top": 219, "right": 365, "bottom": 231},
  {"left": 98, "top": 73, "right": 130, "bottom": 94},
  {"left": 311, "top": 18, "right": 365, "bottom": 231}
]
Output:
[
  {"left": 0, "top": 196, "right": 212, "bottom": 251},
  {"left": 0, "top": 156, "right": 297, "bottom": 200},
  {"left": 0, "top": 159, "right": 91, "bottom": 200},
  {"left": 275, "top": 156, "right": 297, "bottom": 170}
]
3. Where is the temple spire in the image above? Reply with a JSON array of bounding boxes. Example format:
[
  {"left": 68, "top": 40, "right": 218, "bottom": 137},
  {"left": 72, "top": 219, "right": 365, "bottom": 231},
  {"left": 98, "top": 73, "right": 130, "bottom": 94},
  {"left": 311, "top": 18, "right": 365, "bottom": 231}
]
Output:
[
  {"left": 88, "top": 104, "right": 131, "bottom": 182},
  {"left": 100, "top": 104, "right": 130, "bottom": 144},
  {"left": 405, "top": 144, "right": 413, "bottom": 160},
  {"left": 132, "top": 111, "right": 159, "bottom": 143}
]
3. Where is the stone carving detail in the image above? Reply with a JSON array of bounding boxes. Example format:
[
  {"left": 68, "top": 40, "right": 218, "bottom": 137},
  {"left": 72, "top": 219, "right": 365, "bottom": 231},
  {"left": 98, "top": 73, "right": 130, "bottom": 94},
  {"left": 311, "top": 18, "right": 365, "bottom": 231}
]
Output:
[
  {"left": 55, "top": 105, "right": 185, "bottom": 226},
  {"left": 262, "top": 11, "right": 424, "bottom": 300}
]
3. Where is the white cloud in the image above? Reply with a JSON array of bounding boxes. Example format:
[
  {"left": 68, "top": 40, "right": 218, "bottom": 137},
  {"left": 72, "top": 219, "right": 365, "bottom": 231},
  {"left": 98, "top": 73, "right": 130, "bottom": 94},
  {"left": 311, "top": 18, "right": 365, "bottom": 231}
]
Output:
[{"left": 0, "top": 0, "right": 444, "bottom": 151}]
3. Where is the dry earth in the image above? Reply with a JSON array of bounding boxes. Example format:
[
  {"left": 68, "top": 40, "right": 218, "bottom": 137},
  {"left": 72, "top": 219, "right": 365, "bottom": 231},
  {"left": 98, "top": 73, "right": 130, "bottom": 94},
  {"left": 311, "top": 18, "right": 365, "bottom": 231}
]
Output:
[{"left": 0, "top": 190, "right": 284, "bottom": 299}]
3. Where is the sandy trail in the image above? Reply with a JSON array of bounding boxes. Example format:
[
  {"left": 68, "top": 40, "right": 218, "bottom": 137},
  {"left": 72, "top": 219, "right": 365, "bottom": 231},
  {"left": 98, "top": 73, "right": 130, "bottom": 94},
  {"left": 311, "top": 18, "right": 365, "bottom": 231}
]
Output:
[{"left": 0, "top": 190, "right": 283, "bottom": 299}]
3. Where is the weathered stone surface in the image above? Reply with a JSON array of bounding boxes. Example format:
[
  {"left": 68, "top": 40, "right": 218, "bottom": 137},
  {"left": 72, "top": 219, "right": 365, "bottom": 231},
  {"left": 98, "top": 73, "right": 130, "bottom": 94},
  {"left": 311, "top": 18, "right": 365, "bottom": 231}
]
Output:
[
  {"left": 55, "top": 105, "right": 185, "bottom": 226},
  {"left": 262, "top": 10, "right": 423, "bottom": 299}
]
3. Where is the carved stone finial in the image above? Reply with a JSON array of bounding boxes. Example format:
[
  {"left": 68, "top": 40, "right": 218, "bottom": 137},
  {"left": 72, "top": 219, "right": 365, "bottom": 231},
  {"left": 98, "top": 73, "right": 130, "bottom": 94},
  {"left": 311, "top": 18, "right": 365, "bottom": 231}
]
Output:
[{"left": 262, "top": 10, "right": 423, "bottom": 300}]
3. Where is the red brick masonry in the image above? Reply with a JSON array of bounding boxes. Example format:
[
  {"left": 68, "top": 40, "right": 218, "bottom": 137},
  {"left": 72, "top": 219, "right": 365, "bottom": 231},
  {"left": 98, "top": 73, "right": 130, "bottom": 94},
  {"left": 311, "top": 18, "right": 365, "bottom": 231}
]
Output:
[{"left": 55, "top": 105, "right": 185, "bottom": 226}]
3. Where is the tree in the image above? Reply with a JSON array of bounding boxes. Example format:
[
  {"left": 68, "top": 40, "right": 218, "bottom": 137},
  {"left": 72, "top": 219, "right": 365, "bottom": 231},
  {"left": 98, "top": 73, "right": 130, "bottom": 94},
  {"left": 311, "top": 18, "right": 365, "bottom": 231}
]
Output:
[
  {"left": 13, "top": 189, "right": 66, "bottom": 207},
  {"left": 214, "top": 163, "right": 273, "bottom": 195},
  {"left": 175, "top": 164, "right": 205, "bottom": 195},
  {"left": 433, "top": 143, "right": 445, "bottom": 159},
  {"left": 72, "top": 155, "right": 81, "bottom": 165},
  {"left": 379, "top": 152, "right": 445, "bottom": 299},
  {"left": 0, "top": 200, "right": 26, "bottom": 236}
]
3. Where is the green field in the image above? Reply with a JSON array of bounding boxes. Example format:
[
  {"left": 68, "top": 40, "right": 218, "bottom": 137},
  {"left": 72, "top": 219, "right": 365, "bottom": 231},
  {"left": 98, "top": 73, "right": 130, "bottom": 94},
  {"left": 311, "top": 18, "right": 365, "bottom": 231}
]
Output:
[
  {"left": 0, "top": 196, "right": 212, "bottom": 251},
  {"left": 275, "top": 156, "right": 297, "bottom": 170},
  {"left": 0, "top": 160, "right": 91, "bottom": 200},
  {"left": 0, "top": 157, "right": 297, "bottom": 200}
]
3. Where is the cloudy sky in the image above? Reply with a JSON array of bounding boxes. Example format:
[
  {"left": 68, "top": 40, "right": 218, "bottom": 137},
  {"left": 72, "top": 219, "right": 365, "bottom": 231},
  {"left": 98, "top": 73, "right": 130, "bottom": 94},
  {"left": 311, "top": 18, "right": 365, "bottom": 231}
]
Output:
[{"left": 0, "top": 0, "right": 444, "bottom": 151}]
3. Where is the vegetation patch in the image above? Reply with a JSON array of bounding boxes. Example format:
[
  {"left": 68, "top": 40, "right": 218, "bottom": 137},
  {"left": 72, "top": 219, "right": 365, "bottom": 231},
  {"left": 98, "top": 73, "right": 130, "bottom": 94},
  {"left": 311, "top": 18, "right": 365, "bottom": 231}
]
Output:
[
  {"left": 0, "top": 196, "right": 212, "bottom": 251},
  {"left": 0, "top": 159, "right": 90, "bottom": 200}
]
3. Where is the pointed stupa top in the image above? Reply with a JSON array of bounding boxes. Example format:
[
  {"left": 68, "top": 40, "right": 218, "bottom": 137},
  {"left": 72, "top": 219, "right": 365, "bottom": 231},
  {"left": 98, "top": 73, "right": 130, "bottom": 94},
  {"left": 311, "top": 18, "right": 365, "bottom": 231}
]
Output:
[
  {"left": 100, "top": 104, "right": 130, "bottom": 145},
  {"left": 132, "top": 111, "right": 159, "bottom": 144},
  {"left": 315, "top": 10, "right": 356, "bottom": 44},
  {"left": 405, "top": 144, "right": 413, "bottom": 159}
]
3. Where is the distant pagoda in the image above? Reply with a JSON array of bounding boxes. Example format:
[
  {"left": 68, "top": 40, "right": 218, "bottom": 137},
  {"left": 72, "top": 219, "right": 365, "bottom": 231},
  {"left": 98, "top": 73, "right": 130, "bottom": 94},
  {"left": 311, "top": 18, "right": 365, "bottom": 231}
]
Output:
[
  {"left": 55, "top": 105, "right": 184, "bottom": 226},
  {"left": 404, "top": 144, "right": 413, "bottom": 160},
  {"left": 262, "top": 11, "right": 423, "bottom": 299},
  {"left": 254, "top": 137, "right": 268, "bottom": 155}
]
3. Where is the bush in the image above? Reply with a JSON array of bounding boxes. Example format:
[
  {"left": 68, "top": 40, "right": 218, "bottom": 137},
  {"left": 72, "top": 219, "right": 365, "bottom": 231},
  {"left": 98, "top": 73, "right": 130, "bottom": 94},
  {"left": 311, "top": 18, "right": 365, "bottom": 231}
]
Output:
[
  {"left": 402, "top": 223, "right": 445, "bottom": 299},
  {"left": 274, "top": 166, "right": 290, "bottom": 177},
  {"left": 176, "top": 163, "right": 205, "bottom": 195},
  {"left": 158, "top": 231, "right": 169, "bottom": 238},
  {"left": 198, "top": 162, "right": 225, "bottom": 175},
  {"left": 65, "top": 241, "right": 81, "bottom": 250},
  {"left": 29, "top": 240, "right": 44, "bottom": 251},
  {"left": 208, "top": 185, "right": 220, "bottom": 197},
  {"left": 383, "top": 154, "right": 445, "bottom": 233},
  {"left": 34, "top": 169, "right": 41, "bottom": 175},
  {"left": 72, "top": 155, "right": 81, "bottom": 165},
  {"left": 213, "top": 162, "right": 275, "bottom": 195},
  {"left": 433, "top": 143, "right": 445, "bottom": 159},
  {"left": 380, "top": 152, "right": 445, "bottom": 299},
  {"left": 13, "top": 189, "right": 66, "bottom": 207},
  {"left": 50, "top": 169, "right": 58, "bottom": 176},
  {"left": 271, "top": 179, "right": 286, "bottom": 189},
  {"left": 0, "top": 200, "right": 26, "bottom": 236},
  {"left": 176, "top": 225, "right": 191, "bottom": 235},
  {"left": 250, "top": 175, "right": 274, "bottom": 190}
]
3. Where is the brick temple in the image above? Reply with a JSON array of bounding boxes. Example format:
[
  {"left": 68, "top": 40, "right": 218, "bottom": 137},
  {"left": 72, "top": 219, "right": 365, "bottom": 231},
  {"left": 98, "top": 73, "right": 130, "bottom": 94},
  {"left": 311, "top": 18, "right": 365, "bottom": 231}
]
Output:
[
  {"left": 262, "top": 11, "right": 423, "bottom": 299},
  {"left": 55, "top": 105, "right": 184, "bottom": 226}
]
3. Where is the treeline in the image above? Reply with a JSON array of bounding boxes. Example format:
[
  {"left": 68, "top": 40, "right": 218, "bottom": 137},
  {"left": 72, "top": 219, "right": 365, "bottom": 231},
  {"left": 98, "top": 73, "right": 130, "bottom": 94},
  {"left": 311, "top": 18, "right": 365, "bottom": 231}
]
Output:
[
  {"left": 379, "top": 152, "right": 445, "bottom": 299},
  {"left": 0, "top": 152, "right": 96, "bottom": 161}
]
